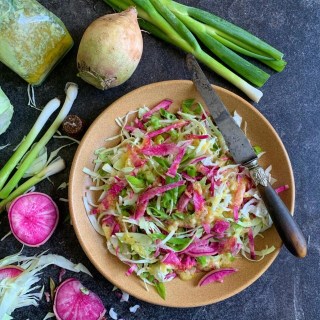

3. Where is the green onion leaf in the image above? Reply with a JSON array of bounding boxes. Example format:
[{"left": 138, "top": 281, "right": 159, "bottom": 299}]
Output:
[
  {"left": 172, "top": 212, "right": 185, "bottom": 220},
  {"left": 181, "top": 98, "right": 195, "bottom": 114},
  {"left": 155, "top": 282, "right": 166, "bottom": 300},
  {"left": 147, "top": 207, "right": 171, "bottom": 219},
  {"left": 197, "top": 256, "right": 207, "bottom": 267},
  {"left": 154, "top": 135, "right": 165, "bottom": 144},
  {"left": 147, "top": 115, "right": 162, "bottom": 129},
  {"left": 159, "top": 108, "right": 176, "bottom": 120},
  {"left": 125, "top": 175, "right": 146, "bottom": 193},
  {"left": 253, "top": 145, "right": 263, "bottom": 155},
  {"left": 153, "top": 156, "right": 169, "bottom": 168},
  {"left": 186, "top": 165, "right": 197, "bottom": 177}
]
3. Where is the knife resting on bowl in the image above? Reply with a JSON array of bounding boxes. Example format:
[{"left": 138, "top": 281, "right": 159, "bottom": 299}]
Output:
[{"left": 186, "top": 54, "right": 307, "bottom": 258}]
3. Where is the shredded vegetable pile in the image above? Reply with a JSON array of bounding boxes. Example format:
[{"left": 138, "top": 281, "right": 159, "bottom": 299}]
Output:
[{"left": 84, "top": 99, "right": 276, "bottom": 299}]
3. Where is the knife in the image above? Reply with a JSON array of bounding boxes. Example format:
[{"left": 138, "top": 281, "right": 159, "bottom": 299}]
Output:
[{"left": 186, "top": 54, "right": 307, "bottom": 258}]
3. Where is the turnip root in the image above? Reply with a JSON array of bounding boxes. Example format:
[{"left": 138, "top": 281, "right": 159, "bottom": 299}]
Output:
[{"left": 77, "top": 7, "right": 143, "bottom": 90}]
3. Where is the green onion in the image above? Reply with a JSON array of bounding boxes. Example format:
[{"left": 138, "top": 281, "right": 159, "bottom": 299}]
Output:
[
  {"left": 104, "top": 0, "right": 286, "bottom": 102},
  {"left": 147, "top": 207, "right": 171, "bottom": 219},
  {"left": 0, "top": 158, "right": 66, "bottom": 212},
  {"left": 171, "top": 212, "right": 185, "bottom": 220},
  {"left": 147, "top": 115, "right": 162, "bottom": 129},
  {"left": 181, "top": 98, "right": 202, "bottom": 115},
  {"left": 0, "top": 97, "right": 60, "bottom": 191},
  {"left": 159, "top": 108, "right": 176, "bottom": 120},
  {"left": 173, "top": 3, "right": 284, "bottom": 61},
  {"left": 172, "top": 11, "right": 270, "bottom": 87},
  {"left": 186, "top": 165, "right": 197, "bottom": 177},
  {"left": 197, "top": 256, "right": 207, "bottom": 267},
  {"left": 181, "top": 99, "right": 194, "bottom": 111},
  {"left": 154, "top": 134, "right": 164, "bottom": 144},
  {"left": 153, "top": 156, "right": 169, "bottom": 168},
  {"left": 253, "top": 145, "right": 263, "bottom": 155},
  {"left": 155, "top": 281, "right": 166, "bottom": 299},
  {"left": 0, "top": 83, "right": 78, "bottom": 199},
  {"left": 151, "top": 0, "right": 269, "bottom": 87},
  {"left": 165, "top": 175, "right": 179, "bottom": 205},
  {"left": 169, "top": 129, "right": 179, "bottom": 141},
  {"left": 125, "top": 175, "right": 146, "bottom": 193},
  {"left": 161, "top": 192, "right": 172, "bottom": 209}
]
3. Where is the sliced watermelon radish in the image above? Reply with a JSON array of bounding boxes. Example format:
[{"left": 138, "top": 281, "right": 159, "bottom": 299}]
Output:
[
  {"left": 8, "top": 192, "right": 59, "bottom": 247},
  {"left": 0, "top": 265, "right": 24, "bottom": 280},
  {"left": 53, "top": 278, "right": 106, "bottom": 320}
]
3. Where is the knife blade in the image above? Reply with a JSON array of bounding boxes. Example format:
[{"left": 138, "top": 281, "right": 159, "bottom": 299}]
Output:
[
  {"left": 187, "top": 55, "right": 257, "bottom": 165},
  {"left": 186, "top": 53, "right": 307, "bottom": 258}
]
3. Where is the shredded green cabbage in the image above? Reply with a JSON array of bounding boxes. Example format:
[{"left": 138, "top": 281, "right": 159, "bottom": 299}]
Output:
[{"left": 0, "top": 87, "right": 14, "bottom": 136}]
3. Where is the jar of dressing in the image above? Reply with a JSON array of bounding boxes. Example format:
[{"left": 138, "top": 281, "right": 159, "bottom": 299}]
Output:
[{"left": 0, "top": 0, "right": 73, "bottom": 85}]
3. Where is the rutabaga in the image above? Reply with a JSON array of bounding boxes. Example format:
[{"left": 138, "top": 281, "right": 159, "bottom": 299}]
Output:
[{"left": 77, "top": 8, "right": 143, "bottom": 90}]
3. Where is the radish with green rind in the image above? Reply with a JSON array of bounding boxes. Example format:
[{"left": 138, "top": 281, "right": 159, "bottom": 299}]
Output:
[
  {"left": 0, "top": 265, "right": 23, "bottom": 280},
  {"left": 8, "top": 192, "right": 59, "bottom": 247},
  {"left": 53, "top": 278, "right": 106, "bottom": 320}
]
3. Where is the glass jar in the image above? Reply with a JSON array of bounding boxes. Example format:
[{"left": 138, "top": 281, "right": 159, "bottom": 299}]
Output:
[{"left": 0, "top": 0, "right": 73, "bottom": 85}]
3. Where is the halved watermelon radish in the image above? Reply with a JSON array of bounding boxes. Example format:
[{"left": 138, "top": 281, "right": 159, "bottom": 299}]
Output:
[
  {"left": 0, "top": 265, "right": 24, "bottom": 280},
  {"left": 53, "top": 278, "right": 106, "bottom": 320},
  {"left": 8, "top": 192, "right": 59, "bottom": 247}
]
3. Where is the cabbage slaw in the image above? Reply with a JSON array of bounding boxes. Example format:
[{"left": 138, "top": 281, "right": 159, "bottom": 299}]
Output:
[{"left": 83, "top": 98, "right": 277, "bottom": 299}]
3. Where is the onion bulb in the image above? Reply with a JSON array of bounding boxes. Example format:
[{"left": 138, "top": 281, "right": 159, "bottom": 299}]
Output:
[{"left": 77, "top": 7, "right": 143, "bottom": 90}]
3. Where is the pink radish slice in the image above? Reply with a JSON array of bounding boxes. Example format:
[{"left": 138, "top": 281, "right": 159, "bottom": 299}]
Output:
[
  {"left": 0, "top": 265, "right": 24, "bottom": 280},
  {"left": 8, "top": 192, "right": 59, "bottom": 247},
  {"left": 54, "top": 278, "right": 106, "bottom": 320}
]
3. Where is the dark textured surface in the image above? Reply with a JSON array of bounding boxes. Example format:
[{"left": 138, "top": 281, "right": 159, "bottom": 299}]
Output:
[{"left": 0, "top": 0, "right": 319, "bottom": 319}]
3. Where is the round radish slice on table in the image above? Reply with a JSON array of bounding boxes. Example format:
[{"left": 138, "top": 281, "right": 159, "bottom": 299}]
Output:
[
  {"left": 8, "top": 192, "right": 59, "bottom": 247},
  {"left": 54, "top": 278, "right": 106, "bottom": 320},
  {"left": 0, "top": 265, "right": 24, "bottom": 280}
]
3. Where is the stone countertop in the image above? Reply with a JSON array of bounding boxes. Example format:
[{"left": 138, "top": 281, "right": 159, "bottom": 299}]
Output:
[{"left": 0, "top": 0, "right": 318, "bottom": 319}]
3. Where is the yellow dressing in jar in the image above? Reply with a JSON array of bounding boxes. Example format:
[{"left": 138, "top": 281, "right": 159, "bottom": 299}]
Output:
[{"left": 0, "top": 0, "right": 73, "bottom": 85}]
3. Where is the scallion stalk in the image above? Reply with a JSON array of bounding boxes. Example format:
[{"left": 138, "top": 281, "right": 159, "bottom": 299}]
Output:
[
  {"left": 131, "top": 0, "right": 194, "bottom": 53},
  {"left": 170, "top": 1, "right": 287, "bottom": 71},
  {"left": 0, "top": 83, "right": 78, "bottom": 199},
  {"left": 0, "top": 98, "right": 60, "bottom": 191},
  {"left": 134, "top": 0, "right": 263, "bottom": 101},
  {"left": 103, "top": 0, "right": 286, "bottom": 102},
  {"left": 0, "top": 158, "right": 66, "bottom": 212},
  {"left": 169, "top": 9, "right": 270, "bottom": 86},
  {"left": 168, "top": 1, "right": 284, "bottom": 60}
]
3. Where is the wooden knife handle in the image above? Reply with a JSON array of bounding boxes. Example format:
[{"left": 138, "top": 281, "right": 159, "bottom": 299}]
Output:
[{"left": 250, "top": 164, "right": 307, "bottom": 258}]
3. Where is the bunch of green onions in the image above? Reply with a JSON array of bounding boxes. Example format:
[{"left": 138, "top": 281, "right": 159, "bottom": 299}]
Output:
[
  {"left": 104, "top": 0, "right": 286, "bottom": 102},
  {"left": 0, "top": 83, "right": 78, "bottom": 212}
]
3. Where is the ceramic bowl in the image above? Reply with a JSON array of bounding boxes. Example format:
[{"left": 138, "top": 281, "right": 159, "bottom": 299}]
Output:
[{"left": 69, "top": 80, "right": 294, "bottom": 307}]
